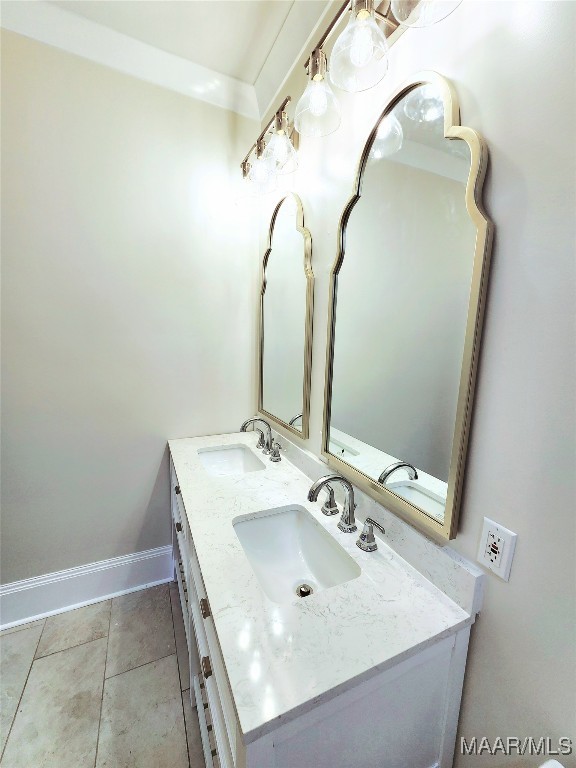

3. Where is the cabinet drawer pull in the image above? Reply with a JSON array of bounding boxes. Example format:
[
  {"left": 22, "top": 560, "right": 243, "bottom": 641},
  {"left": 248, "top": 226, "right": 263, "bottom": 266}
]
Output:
[
  {"left": 175, "top": 485, "right": 181, "bottom": 495},
  {"left": 201, "top": 656, "right": 213, "bottom": 679},
  {"left": 200, "top": 598, "right": 211, "bottom": 619},
  {"left": 175, "top": 522, "right": 183, "bottom": 533}
]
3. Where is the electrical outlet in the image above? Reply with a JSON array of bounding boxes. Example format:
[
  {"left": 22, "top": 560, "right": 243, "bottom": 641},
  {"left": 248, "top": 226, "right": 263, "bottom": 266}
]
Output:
[{"left": 477, "top": 517, "right": 517, "bottom": 581}]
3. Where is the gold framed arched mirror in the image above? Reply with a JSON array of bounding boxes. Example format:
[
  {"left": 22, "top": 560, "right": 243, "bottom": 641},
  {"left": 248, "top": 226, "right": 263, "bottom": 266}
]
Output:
[
  {"left": 259, "top": 193, "right": 314, "bottom": 438},
  {"left": 322, "top": 72, "right": 493, "bottom": 541}
]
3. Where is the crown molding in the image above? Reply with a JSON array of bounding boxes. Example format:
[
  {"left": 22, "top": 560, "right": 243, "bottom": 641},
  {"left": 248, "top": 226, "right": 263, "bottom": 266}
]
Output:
[{"left": 0, "top": 1, "right": 260, "bottom": 120}]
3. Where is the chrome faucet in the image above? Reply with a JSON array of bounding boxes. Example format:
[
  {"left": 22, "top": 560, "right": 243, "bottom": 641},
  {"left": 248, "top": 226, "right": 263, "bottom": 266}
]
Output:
[
  {"left": 240, "top": 417, "right": 272, "bottom": 454},
  {"left": 308, "top": 474, "right": 357, "bottom": 533},
  {"left": 378, "top": 461, "right": 418, "bottom": 485}
]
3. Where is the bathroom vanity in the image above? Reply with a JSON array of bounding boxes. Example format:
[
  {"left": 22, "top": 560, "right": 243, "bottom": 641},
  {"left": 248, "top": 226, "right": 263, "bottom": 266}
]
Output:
[{"left": 169, "top": 431, "right": 483, "bottom": 768}]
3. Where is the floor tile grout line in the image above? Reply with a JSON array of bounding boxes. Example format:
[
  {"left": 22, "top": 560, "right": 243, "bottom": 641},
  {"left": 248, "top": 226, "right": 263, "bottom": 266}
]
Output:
[
  {"left": 102, "top": 583, "right": 176, "bottom": 682},
  {"left": 34, "top": 630, "right": 110, "bottom": 663},
  {"left": 93, "top": 600, "right": 113, "bottom": 768},
  {"left": 0, "top": 620, "right": 45, "bottom": 763},
  {"left": 169, "top": 581, "right": 192, "bottom": 768},
  {"left": 104, "top": 650, "right": 178, "bottom": 682}
]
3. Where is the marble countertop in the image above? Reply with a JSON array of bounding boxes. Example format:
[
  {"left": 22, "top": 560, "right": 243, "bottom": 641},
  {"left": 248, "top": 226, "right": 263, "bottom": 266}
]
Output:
[{"left": 169, "top": 432, "right": 472, "bottom": 744}]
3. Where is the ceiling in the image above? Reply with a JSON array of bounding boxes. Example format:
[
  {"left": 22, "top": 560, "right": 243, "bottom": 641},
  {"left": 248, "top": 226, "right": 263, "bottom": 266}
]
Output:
[
  {"left": 1, "top": 0, "right": 333, "bottom": 118},
  {"left": 51, "top": 0, "right": 297, "bottom": 85}
]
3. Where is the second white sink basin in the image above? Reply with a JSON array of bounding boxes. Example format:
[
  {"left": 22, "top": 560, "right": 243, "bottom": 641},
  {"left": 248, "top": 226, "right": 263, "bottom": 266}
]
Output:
[
  {"left": 329, "top": 437, "right": 360, "bottom": 459},
  {"left": 198, "top": 444, "right": 265, "bottom": 476},
  {"left": 387, "top": 480, "right": 446, "bottom": 521},
  {"left": 233, "top": 505, "right": 361, "bottom": 603}
]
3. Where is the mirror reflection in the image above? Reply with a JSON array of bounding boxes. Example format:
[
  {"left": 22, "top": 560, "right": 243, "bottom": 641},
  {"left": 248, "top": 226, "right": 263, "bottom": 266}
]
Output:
[
  {"left": 328, "top": 81, "right": 484, "bottom": 525},
  {"left": 260, "top": 194, "right": 313, "bottom": 435}
]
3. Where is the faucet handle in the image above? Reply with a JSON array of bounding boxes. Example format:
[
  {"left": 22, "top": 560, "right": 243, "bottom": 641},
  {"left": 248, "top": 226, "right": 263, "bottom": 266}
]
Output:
[
  {"left": 253, "top": 428, "right": 266, "bottom": 450},
  {"left": 356, "top": 517, "right": 385, "bottom": 552},
  {"left": 321, "top": 483, "right": 339, "bottom": 516},
  {"left": 269, "top": 440, "right": 282, "bottom": 462}
]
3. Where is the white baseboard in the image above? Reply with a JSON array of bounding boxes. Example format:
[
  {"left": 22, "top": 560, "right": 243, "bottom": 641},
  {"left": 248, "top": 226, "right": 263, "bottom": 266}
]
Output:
[{"left": 0, "top": 545, "right": 174, "bottom": 630}]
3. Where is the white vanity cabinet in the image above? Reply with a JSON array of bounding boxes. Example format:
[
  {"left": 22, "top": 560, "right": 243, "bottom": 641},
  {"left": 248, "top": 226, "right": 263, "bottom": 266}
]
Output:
[
  {"left": 171, "top": 470, "right": 234, "bottom": 768},
  {"left": 169, "top": 436, "right": 481, "bottom": 768}
]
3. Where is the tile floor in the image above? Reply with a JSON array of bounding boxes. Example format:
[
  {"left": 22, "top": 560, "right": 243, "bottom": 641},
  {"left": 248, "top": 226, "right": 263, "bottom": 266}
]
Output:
[{"left": 0, "top": 583, "right": 205, "bottom": 768}]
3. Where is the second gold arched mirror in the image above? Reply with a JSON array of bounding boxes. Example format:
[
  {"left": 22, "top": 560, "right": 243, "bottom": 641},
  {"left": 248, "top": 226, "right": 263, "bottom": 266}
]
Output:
[
  {"left": 259, "top": 193, "right": 314, "bottom": 437},
  {"left": 322, "top": 72, "right": 493, "bottom": 541}
]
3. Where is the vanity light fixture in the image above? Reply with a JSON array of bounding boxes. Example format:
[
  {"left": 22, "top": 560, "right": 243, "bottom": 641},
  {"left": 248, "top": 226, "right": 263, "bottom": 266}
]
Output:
[
  {"left": 330, "top": 0, "right": 389, "bottom": 93},
  {"left": 391, "top": 0, "right": 462, "bottom": 28},
  {"left": 294, "top": 48, "right": 341, "bottom": 137},
  {"left": 291, "top": 0, "right": 461, "bottom": 143},
  {"left": 293, "top": 1, "right": 398, "bottom": 138},
  {"left": 240, "top": 96, "right": 298, "bottom": 192}
]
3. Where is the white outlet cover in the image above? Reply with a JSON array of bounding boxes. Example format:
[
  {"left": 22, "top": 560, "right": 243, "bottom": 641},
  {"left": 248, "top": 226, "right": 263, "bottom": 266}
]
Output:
[{"left": 477, "top": 517, "right": 518, "bottom": 581}]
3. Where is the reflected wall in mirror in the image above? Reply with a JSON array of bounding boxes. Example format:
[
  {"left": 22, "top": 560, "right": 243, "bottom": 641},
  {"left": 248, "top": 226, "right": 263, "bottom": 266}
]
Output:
[
  {"left": 259, "top": 193, "right": 314, "bottom": 437},
  {"left": 323, "top": 72, "right": 493, "bottom": 541}
]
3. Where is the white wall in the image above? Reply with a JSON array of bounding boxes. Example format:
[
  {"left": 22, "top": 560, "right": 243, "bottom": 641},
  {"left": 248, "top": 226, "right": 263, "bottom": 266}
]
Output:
[
  {"left": 1, "top": 30, "right": 259, "bottom": 584},
  {"left": 260, "top": 1, "right": 576, "bottom": 764}
]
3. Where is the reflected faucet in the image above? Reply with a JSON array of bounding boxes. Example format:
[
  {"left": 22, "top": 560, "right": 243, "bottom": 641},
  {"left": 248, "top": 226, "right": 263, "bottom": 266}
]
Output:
[
  {"left": 288, "top": 413, "right": 303, "bottom": 427},
  {"left": 308, "top": 474, "right": 357, "bottom": 533},
  {"left": 240, "top": 417, "right": 272, "bottom": 454},
  {"left": 378, "top": 462, "right": 418, "bottom": 485}
]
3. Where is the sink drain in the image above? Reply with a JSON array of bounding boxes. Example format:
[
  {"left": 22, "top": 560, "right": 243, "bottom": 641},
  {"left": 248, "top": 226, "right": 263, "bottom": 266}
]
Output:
[{"left": 295, "top": 583, "right": 313, "bottom": 598}]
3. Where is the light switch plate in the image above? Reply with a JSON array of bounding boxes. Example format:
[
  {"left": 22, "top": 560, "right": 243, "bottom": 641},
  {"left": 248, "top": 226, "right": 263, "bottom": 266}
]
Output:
[{"left": 477, "top": 517, "right": 517, "bottom": 581}]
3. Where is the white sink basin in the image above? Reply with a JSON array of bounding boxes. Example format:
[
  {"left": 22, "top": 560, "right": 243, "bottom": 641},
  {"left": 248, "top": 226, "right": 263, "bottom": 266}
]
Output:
[
  {"left": 198, "top": 445, "right": 265, "bottom": 476},
  {"left": 387, "top": 480, "right": 446, "bottom": 521},
  {"left": 233, "top": 505, "right": 361, "bottom": 603}
]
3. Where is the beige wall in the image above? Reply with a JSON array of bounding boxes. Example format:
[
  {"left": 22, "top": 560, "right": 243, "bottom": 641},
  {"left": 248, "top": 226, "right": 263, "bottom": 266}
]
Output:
[
  {"left": 1, "top": 30, "right": 259, "bottom": 583},
  {"left": 260, "top": 1, "right": 576, "bottom": 764}
]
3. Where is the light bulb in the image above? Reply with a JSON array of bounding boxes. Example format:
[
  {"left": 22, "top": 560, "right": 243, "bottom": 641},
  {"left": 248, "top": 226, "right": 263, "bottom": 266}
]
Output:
[
  {"left": 309, "top": 80, "right": 328, "bottom": 116},
  {"left": 350, "top": 21, "right": 373, "bottom": 67},
  {"left": 269, "top": 133, "right": 289, "bottom": 165},
  {"left": 294, "top": 48, "right": 341, "bottom": 138},
  {"left": 248, "top": 154, "right": 277, "bottom": 194},
  {"left": 329, "top": 6, "right": 389, "bottom": 93},
  {"left": 391, "top": 0, "right": 463, "bottom": 28}
]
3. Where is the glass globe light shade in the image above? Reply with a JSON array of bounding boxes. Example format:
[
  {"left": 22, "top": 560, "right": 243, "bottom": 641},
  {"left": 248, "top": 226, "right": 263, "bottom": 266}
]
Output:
[
  {"left": 329, "top": 8, "right": 389, "bottom": 93},
  {"left": 371, "top": 113, "right": 403, "bottom": 159},
  {"left": 403, "top": 84, "right": 444, "bottom": 122},
  {"left": 248, "top": 155, "right": 277, "bottom": 194},
  {"left": 391, "top": 0, "right": 462, "bottom": 28},
  {"left": 295, "top": 77, "right": 341, "bottom": 137},
  {"left": 263, "top": 132, "right": 298, "bottom": 175}
]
